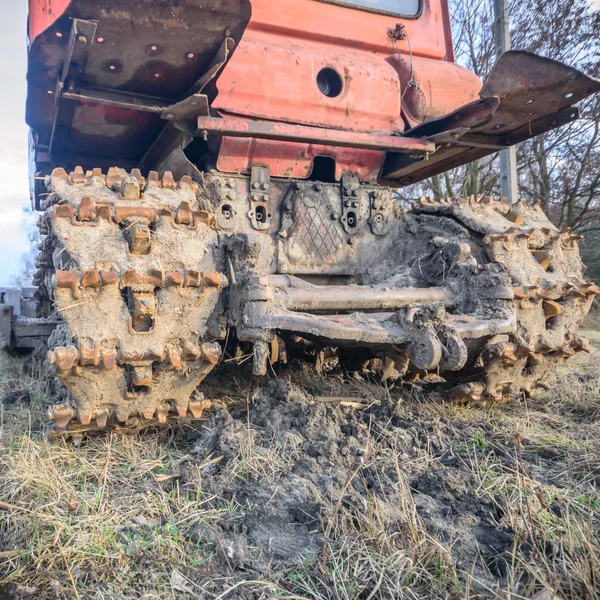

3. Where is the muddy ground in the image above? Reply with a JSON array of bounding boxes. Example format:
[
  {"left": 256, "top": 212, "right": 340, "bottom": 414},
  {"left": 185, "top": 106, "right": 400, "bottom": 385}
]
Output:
[{"left": 1, "top": 355, "right": 599, "bottom": 599}]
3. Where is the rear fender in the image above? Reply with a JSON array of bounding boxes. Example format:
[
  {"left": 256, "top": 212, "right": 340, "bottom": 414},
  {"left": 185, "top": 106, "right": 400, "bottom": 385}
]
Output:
[{"left": 387, "top": 54, "right": 482, "bottom": 128}]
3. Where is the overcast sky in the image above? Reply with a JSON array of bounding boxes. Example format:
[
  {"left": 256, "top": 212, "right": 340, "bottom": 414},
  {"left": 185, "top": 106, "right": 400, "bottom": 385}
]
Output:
[
  {"left": 0, "top": 1, "right": 599, "bottom": 286},
  {"left": 0, "top": 2, "right": 30, "bottom": 286}
]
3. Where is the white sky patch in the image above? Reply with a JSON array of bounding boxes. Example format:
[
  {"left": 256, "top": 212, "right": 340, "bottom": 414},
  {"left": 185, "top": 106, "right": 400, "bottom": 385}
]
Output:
[{"left": 0, "top": 3, "right": 30, "bottom": 285}]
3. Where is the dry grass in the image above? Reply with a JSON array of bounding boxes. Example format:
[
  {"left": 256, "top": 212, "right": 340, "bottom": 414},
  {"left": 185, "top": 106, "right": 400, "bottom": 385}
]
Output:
[{"left": 1, "top": 349, "right": 599, "bottom": 599}]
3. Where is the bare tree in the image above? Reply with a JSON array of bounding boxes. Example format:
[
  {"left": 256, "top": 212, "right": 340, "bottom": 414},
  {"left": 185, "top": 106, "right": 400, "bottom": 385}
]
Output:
[
  {"left": 402, "top": 0, "right": 600, "bottom": 247},
  {"left": 10, "top": 206, "right": 39, "bottom": 287}
]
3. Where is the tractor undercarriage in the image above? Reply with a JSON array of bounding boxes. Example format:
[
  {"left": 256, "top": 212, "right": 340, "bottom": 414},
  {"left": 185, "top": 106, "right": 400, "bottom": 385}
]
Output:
[{"left": 34, "top": 166, "right": 596, "bottom": 438}]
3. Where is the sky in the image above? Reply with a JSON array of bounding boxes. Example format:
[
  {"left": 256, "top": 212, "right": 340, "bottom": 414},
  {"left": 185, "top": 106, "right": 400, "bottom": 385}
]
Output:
[
  {"left": 0, "top": 2, "right": 31, "bottom": 286},
  {"left": 0, "top": 0, "right": 599, "bottom": 285}
]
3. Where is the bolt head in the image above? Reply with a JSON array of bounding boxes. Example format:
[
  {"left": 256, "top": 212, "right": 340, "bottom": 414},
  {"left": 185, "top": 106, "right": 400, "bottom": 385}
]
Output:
[{"left": 331, "top": 213, "right": 339, "bottom": 220}]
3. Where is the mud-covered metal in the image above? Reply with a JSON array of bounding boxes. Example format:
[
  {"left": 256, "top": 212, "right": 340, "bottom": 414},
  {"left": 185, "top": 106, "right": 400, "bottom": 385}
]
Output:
[{"left": 31, "top": 165, "right": 596, "bottom": 439}]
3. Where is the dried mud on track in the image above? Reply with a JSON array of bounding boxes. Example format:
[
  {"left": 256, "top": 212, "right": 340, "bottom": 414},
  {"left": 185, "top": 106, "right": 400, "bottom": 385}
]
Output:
[{"left": 1, "top": 354, "right": 599, "bottom": 599}]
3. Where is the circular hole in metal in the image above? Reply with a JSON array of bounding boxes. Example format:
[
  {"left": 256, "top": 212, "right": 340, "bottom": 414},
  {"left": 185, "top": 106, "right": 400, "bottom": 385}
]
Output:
[
  {"left": 97, "top": 37, "right": 105, "bottom": 43},
  {"left": 565, "top": 92, "right": 574, "bottom": 99},
  {"left": 221, "top": 204, "right": 232, "bottom": 220},
  {"left": 255, "top": 206, "right": 267, "bottom": 223},
  {"left": 317, "top": 68, "right": 343, "bottom": 98}
]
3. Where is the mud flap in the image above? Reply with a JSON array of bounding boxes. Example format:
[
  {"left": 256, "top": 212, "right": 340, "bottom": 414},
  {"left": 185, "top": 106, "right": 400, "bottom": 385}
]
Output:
[{"left": 383, "top": 51, "right": 600, "bottom": 186}]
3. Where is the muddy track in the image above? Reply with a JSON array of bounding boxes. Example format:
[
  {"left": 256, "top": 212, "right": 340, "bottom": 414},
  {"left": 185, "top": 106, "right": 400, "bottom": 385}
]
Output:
[
  {"left": 411, "top": 195, "right": 596, "bottom": 402},
  {"left": 33, "top": 167, "right": 597, "bottom": 440},
  {"left": 35, "top": 167, "right": 225, "bottom": 438}
]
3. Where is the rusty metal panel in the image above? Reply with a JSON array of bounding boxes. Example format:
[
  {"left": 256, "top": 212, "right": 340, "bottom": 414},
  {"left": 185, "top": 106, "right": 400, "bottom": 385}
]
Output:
[
  {"left": 388, "top": 54, "right": 482, "bottom": 128},
  {"left": 198, "top": 117, "right": 434, "bottom": 153},
  {"left": 383, "top": 51, "right": 600, "bottom": 185},
  {"left": 26, "top": 0, "right": 252, "bottom": 166},
  {"left": 216, "top": 137, "right": 385, "bottom": 181},
  {"left": 213, "top": 28, "right": 403, "bottom": 134}
]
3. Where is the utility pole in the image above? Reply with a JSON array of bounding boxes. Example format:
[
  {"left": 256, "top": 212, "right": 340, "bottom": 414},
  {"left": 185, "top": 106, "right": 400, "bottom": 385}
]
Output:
[{"left": 493, "top": 0, "right": 519, "bottom": 201}]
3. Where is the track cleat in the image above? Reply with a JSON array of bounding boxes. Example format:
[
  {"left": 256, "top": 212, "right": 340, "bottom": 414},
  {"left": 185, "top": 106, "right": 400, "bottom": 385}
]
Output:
[
  {"left": 127, "top": 223, "right": 152, "bottom": 255},
  {"left": 48, "top": 405, "right": 75, "bottom": 429},
  {"left": 78, "top": 410, "right": 93, "bottom": 426},
  {"left": 94, "top": 408, "right": 110, "bottom": 428},
  {"left": 543, "top": 300, "right": 563, "bottom": 318},
  {"left": 161, "top": 171, "right": 176, "bottom": 189},
  {"left": 175, "top": 400, "right": 189, "bottom": 418},
  {"left": 156, "top": 403, "right": 171, "bottom": 424},
  {"left": 188, "top": 396, "right": 211, "bottom": 419},
  {"left": 49, "top": 346, "right": 80, "bottom": 373}
]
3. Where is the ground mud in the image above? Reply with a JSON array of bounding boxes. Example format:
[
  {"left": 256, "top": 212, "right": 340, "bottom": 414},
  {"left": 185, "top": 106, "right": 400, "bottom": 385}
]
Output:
[{"left": 173, "top": 365, "right": 516, "bottom": 593}]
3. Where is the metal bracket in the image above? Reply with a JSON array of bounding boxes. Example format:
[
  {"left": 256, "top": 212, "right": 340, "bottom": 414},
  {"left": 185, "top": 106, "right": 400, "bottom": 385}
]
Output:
[
  {"left": 161, "top": 94, "right": 210, "bottom": 135},
  {"left": 340, "top": 173, "right": 362, "bottom": 235},
  {"left": 248, "top": 165, "right": 271, "bottom": 231},
  {"left": 48, "top": 18, "right": 98, "bottom": 159},
  {"left": 217, "top": 178, "right": 239, "bottom": 230},
  {"left": 369, "top": 188, "right": 392, "bottom": 236}
]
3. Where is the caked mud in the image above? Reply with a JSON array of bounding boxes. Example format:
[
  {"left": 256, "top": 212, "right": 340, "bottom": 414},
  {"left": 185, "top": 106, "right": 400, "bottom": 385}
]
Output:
[{"left": 171, "top": 366, "right": 517, "bottom": 593}]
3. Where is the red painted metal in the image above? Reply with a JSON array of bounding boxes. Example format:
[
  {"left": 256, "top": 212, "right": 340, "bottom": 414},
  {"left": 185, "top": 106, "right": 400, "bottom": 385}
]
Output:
[
  {"left": 198, "top": 117, "right": 434, "bottom": 153},
  {"left": 388, "top": 55, "right": 481, "bottom": 128},
  {"left": 216, "top": 138, "right": 386, "bottom": 181},
  {"left": 25, "top": 0, "right": 496, "bottom": 184},
  {"left": 212, "top": 0, "right": 477, "bottom": 178},
  {"left": 28, "top": 0, "right": 71, "bottom": 42}
]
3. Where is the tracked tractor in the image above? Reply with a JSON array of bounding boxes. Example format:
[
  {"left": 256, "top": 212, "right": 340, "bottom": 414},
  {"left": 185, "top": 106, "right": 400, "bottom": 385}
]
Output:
[{"left": 25, "top": 0, "right": 600, "bottom": 436}]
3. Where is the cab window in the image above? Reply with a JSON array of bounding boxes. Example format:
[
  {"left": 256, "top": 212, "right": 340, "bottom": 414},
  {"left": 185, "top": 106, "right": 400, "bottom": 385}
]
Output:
[{"left": 321, "top": 0, "right": 421, "bottom": 18}]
